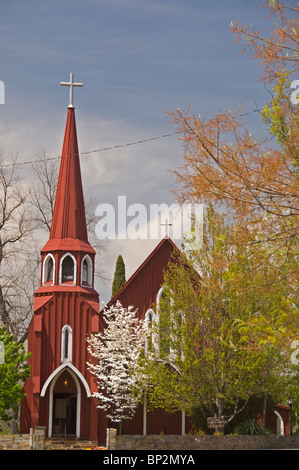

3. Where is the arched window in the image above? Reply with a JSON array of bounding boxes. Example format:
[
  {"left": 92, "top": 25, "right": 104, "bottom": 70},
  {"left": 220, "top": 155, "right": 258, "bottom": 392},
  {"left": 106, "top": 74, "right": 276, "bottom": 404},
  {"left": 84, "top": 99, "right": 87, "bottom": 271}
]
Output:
[
  {"left": 156, "top": 287, "right": 174, "bottom": 356},
  {"left": 43, "top": 254, "right": 55, "bottom": 285},
  {"left": 81, "top": 255, "right": 92, "bottom": 287},
  {"left": 61, "top": 324, "right": 72, "bottom": 363},
  {"left": 59, "top": 253, "right": 77, "bottom": 285},
  {"left": 62, "top": 256, "right": 74, "bottom": 282},
  {"left": 145, "top": 309, "right": 156, "bottom": 355},
  {"left": 156, "top": 287, "right": 165, "bottom": 310},
  {"left": 82, "top": 259, "right": 88, "bottom": 282},
  {"left": 145, "top": 308, "right": 155, "bottom": 325}
]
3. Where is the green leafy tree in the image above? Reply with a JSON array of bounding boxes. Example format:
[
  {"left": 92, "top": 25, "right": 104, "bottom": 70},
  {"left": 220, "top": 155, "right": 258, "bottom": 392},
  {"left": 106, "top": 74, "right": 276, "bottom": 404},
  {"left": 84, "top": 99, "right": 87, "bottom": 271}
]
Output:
[
  {"left": 142, "top": 208, "right": 298, "bottom": 431},
  {"left": 112, "top": 255, "right": 126, "bottom": 298},
  {"left": 0, "top": 327, "right": 30, "bottom": 430}
]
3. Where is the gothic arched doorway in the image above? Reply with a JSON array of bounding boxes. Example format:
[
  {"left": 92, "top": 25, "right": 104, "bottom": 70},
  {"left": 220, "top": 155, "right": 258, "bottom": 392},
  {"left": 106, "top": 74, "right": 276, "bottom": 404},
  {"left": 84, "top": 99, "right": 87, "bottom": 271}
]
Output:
[
  {"left": 52, "top": 370, "right": 77, "bottom": 436},
  {"left": 40, "top": 362, "right": 92, "bottom": 438}
]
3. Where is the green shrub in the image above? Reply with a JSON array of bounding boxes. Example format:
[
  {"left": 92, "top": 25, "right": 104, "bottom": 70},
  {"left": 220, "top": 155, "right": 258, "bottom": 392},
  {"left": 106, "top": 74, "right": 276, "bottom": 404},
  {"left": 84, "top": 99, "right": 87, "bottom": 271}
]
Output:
[{"left": 234, "top": 419, "right": 271, "bottom": 435}]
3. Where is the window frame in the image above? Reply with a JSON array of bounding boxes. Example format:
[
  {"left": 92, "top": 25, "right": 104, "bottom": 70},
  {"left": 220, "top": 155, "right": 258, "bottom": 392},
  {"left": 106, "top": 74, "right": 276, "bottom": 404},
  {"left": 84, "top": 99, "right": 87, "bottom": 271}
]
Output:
[
  {"left": 156, "top": 287, "right": 180, "bottom": 360},
  {"left": 59, "top": 252, "right": 77, "bottom": 285},
  {"left": 61, "top": 324, "right": 73, "bottom": 363},
  {"left": 80, "top": 254, "right": 93, "bottom": 288},
  {"left": 144, "top": 308, "right": 156, "bottom": 355},
  {"left": 42, "top": 254, "right": 55, "bottom": 286}
]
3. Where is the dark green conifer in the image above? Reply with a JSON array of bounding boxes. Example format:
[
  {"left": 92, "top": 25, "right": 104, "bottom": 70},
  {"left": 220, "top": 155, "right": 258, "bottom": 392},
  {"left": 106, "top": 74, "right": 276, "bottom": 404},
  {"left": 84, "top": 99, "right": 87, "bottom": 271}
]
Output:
[{"left": 112, "top": 255, "right": 126, "bottom": 297}]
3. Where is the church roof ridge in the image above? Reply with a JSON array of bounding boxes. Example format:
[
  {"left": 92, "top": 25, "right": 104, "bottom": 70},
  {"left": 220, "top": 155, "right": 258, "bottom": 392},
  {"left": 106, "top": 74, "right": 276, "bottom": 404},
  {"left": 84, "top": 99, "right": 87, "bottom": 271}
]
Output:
[{"left": 105, "top": 236, "right": 180, "bottom": 308}]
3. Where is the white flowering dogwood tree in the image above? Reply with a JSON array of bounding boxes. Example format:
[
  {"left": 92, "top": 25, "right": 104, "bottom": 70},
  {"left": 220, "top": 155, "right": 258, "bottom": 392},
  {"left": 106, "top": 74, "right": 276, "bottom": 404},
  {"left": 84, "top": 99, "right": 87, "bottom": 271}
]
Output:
[{"left": 87, "top": 300, "right": 146, "bottom": 433}]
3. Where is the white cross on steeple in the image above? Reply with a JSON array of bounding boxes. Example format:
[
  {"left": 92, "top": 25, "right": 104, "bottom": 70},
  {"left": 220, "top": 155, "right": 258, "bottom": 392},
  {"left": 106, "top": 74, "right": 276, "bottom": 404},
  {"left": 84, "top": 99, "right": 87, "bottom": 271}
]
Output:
[
  {"left": 60, "top": 72, "right": 83, "bottom": 108},
  {"left": 161, "top": 218, "right": 172, "bottom": 237}
]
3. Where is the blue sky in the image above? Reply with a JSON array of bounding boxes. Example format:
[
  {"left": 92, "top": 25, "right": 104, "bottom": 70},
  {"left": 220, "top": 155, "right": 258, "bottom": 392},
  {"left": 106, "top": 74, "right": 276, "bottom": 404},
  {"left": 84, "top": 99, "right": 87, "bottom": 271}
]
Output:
[
  {"left": 1, "top": 1, "right": 270, "bottom": 119},
  {"left": 0, "top": 0, "right": 281, "bottom": 302}
]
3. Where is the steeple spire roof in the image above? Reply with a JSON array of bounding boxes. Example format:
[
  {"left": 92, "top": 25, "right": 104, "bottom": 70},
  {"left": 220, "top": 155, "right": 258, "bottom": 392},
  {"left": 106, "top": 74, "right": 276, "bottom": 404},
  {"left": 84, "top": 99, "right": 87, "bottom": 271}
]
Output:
[
  {"left": 42, "top": 102, "right": 95, "bottom": 254},
  {"left": 50, "top": 107, "right": 88, "bottom": 241}
]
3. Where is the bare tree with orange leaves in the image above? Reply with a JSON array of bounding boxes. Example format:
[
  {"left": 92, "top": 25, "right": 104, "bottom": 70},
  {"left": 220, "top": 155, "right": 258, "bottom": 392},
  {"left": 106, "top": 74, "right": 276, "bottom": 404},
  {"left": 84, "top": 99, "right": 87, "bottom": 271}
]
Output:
[
  {"left": 231, "top": 1, "right": 298, "bottom": 83},
  {"left": 170, "top": 1, "right": 298, "bottom": 276}
]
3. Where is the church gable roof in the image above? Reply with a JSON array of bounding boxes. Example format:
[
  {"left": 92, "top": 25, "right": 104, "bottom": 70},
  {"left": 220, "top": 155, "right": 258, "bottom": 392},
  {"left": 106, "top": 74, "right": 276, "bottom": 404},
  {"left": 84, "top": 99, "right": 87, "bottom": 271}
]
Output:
[{"left": 105, "top": 236, "right": 180, "bottom": 314}]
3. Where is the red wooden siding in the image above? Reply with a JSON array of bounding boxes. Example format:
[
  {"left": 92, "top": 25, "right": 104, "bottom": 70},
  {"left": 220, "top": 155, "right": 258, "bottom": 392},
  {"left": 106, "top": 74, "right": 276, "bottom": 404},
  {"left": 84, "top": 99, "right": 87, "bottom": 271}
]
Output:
[{"left": 108, "top": 236, "right": 178, "bottom": 320}]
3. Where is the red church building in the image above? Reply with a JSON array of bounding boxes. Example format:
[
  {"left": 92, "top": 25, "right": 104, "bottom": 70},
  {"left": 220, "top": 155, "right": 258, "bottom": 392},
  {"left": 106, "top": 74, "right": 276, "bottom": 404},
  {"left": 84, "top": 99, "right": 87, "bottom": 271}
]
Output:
[{"left": 20, "top": 74, "right": 290, "bottom": 443}]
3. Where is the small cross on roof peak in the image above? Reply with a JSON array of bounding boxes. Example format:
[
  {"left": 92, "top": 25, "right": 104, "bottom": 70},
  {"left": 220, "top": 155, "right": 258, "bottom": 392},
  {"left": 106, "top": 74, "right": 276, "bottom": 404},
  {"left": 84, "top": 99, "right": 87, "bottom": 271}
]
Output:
[{"left": 60, "top": 72, "right": 83, "bottom": 108}]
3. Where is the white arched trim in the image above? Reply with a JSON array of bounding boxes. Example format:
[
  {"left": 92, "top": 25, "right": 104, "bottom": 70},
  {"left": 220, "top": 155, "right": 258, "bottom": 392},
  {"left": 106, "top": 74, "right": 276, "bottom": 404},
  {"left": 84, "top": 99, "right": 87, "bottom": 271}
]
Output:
[
  {"left": 41, "top": 363, "right": 91, "bottom": 439},
  {"left": 80, "top": 254, "right": 93, "bottom": 288},
  {"left": 145, "top": 308, "right": 155, "bottom": 325},
  {"left": 156, "top": 286, "right": 174, "bottom": 311},
  {"left": 157, "top": 358, "right": 182, "bottom": 374},
  {"left": 274, "top": 410, "right": 285, "bottom": 436},
  {"left": 155, "top": 286, "right": 175, "bottom": 356},
  {"left": 59, "top": 252, "right": 77, "bottom": 285},
  {"left": 42, "top": 253, "right": 55, "bottom": 286},
  {"left": 156, "top": 287, "right": 164, "bottom": 310},
  {"left": 61, "top": 324, "right": 73, "bottom": 363},
  {"left": 144, "top": 308, "right": 156, "bottom": 355},
  {"left": 40, "top": 362, "right": 91, "bottom": 398}
]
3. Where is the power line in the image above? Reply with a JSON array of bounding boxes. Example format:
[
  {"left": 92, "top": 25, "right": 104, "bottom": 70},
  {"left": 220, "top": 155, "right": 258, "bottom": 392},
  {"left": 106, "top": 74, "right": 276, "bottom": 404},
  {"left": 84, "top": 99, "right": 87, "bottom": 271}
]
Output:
[
  {"left": 1, "top": 104, "right": 267, "bottom": 169},
  {"left": 81, "top": 132, "right": 181, "bottom": 156},
  {"left": 1, "top": 131, "right": 181, "bottom": 168}
]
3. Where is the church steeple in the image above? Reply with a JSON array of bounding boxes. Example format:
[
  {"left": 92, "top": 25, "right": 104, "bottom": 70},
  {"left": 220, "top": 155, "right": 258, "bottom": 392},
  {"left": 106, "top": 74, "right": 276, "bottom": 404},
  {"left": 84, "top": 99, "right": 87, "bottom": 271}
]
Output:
[
  {"left": 49, "top": 106, "right": 88, "bottom": 242},
  {"left": 40, "top": 74, "right": 96, "bottom": 291},
  {"left": 41, "top": 74, "right": 94, "bottom": 255},
  {"left": 20, "top": 74, "right": 100, "bottom": 441}
]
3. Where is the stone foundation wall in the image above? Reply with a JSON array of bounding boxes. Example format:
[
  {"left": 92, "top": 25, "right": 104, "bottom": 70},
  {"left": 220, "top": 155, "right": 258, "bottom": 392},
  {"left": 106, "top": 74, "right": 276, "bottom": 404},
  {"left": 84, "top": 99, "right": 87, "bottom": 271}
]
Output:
[
  {"left": 106, "top": 428, "right": 299, "bottom": 450},
  {"left": 0, "top": 426, "right": 46, "bottom": 450}
]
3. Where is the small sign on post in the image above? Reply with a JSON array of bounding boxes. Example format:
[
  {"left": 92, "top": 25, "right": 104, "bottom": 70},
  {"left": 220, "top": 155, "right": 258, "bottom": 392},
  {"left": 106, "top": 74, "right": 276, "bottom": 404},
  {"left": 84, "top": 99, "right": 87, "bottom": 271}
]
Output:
[{"left": 207, "top": 415, "right": 225, "bottom": 433}]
